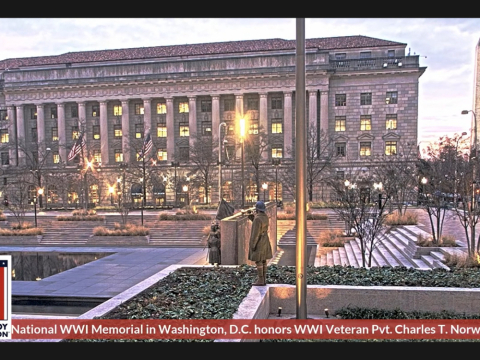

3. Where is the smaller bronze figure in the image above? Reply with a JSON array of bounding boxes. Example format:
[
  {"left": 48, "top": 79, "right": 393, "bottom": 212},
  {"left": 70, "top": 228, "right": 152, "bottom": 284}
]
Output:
[{"left": 207, "top": 220, "right": 221, "bottom": 265}]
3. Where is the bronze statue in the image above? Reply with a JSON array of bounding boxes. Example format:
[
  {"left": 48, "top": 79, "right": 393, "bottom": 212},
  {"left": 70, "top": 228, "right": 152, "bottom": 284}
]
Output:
[
  {"left": 207, "top": 220, "right": 221, "bottom": 265},
  {"left": 248, "top": 201, "right": 272, "bottom": 286}
]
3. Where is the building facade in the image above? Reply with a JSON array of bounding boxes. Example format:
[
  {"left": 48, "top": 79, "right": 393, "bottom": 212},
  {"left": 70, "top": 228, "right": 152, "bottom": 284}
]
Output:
[{"left": 0, "top": 36, "right": 426, "bottom": 208}]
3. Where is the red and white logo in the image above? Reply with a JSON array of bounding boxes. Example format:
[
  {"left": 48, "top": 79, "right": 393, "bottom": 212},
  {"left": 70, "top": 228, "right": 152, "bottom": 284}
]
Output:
[{"left": 0, "top": 255, "right": 12, "bottom": 340}]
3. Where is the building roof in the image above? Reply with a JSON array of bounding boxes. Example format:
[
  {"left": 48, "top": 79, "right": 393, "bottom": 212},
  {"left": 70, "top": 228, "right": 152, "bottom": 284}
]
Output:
[{"left": 0, "top": 35, "right": 405, "bottom": 70}]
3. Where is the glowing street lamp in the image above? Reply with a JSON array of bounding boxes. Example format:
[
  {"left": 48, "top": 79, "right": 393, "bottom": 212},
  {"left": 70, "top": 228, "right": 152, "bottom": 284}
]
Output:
[
  {"left": 262, "top": 183, "right": 268, "bottom": 202},
  {"left": 108, "top": 185, "right": 115, "bottom": 205},
  {"left": 34, "top": 188, "right": 44, "bottom": 228}
]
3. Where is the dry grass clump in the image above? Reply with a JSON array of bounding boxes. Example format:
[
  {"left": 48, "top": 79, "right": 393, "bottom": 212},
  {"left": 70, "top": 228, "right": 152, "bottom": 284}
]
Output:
[
  {"left": 58, "top": 209, "right": 105, "bottom": 221},
  {"left": 176, "top": 205, "right": 198, "bottom": 215},
  {"left": 318, "top": 229, "right": 350, "bottom": 247},
  {"left": 72, "top": 209, "right": 97, "bottom": 216},
  {"left": 443, "top": 251, "right": 480, "bottom": 268},
  {"left": 416, "top": 233, "right": 457, "bottom": 247},
  {"left": 158, "top": 213, "right": 212, "bottom": 221},
  {"left": 277, "top": 213, "right": 328, "bottom": 220},
  {"left": 384, "top": 211, "right": 418, "bottom": 226},
  {"left": 93, "top": 223, "right": 149, "bottom": 236},
  {"left": 0, "top": 223, "right": 42, "bottom": 236}
]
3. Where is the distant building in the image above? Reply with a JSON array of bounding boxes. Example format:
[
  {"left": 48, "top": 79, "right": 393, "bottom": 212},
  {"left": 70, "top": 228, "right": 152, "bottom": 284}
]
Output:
[{"left": 0, "top": 36, "right": 426, "bottom": 208}]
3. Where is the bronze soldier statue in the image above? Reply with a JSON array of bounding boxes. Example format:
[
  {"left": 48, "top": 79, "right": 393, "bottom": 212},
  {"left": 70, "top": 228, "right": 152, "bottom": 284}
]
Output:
[{"left": 248, "top": 201, "right": 272, "bottom": 286}]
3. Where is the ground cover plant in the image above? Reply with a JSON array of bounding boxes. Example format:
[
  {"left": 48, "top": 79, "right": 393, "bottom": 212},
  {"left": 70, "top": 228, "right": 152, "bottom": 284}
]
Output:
[{"left": 64, "top": 264, "right": 480, "bottom": 343}]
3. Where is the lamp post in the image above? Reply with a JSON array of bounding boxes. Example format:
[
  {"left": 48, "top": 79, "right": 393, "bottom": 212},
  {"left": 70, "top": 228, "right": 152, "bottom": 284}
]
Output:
[
  {"left": 35, "top": 188, "right": 44, "bottom": 228},
  {"left": 240, "top": 118, "right": 245, "bottom": 209},
  {"left": 183, "top": 184, "right": 189, "bottom": 205},
  {"left": 171, "top": 161, "right": 179, "bottom": 207},
  {"left": 421, "top": 177, "right": 427, "bottom": 206},
  {"left": 218, "top": 122, "right": 226, "bottom": 202},
  {"left": 262, "top": 182, "right": 268, "bottom": 202},
  {"left": 272, "top": 158, "right": 281, "bottom": 205},
  {"left": 109, "top": 185, "right": 114, "bottom": 205}
]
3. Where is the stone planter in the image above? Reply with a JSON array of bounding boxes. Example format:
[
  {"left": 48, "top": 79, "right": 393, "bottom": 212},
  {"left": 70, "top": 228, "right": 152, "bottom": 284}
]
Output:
[
  {"left": 87, "top": 235, "right": 149, "bottom": 246},
  {"left": 0, "top": 235, "right": 42, "bottom": 245}
]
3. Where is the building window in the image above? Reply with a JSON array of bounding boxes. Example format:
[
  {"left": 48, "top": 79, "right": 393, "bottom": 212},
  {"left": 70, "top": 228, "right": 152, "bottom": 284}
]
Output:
[
  {"left": 72, "top": 126, "right": 79, "bottom": 140},
  {"left": 360, "top": 51, "right": 371, "bottom": 58},
  {"left": 335, "top": 116, "right": 346, "bottom": 132},
  {"left": 71, "top": 105, "right": 78, "bottom": 118},
  {"left": 114, "top": 150, "right": 123, "bottom": 162},
  {"left": 387, "top": 50, "right": 395, "bottom": 58},
  {"left": 32, "top": 127, "right": 37, "bottom": 141},
  {"left": 1, "top": 152, "right": 9, "bottom": 165},
  {"left": 135, "top": 124, "right": 143, "bottom": 139},
  {"left": 114, "top": 124, "right": 122, "bottom": 138},
  {"left": 335, "top": 53, "right": 346, "bottom": 60},
  {"left": 336, "top": 171, "right": 345, "bottom": 179},
  {"left": 179, "top": 122, "right": 189, "bottom": 137},
  {"left": 224, "top": 99, "right": 235, "bottom": 112},
  {"left": 360, "top": 93, "right": 372, "bottom": 105},
  {"left": 385, "top": 141, "right": 397, "bottom": 156},
  {"left": 360, "top": 142, "right": 372, "bottom": 156},
  {"left": 272, "top": 146, "right": 283, "bottom": 158},
  {"left": 157, "top": 122, "right": 167, "bottom": 138},
  {"left": 113, "top": 105, "right": 122, "bottom": 116},
  {"left": 271, "top": 98, "right": 282, "bottom": 109},
  {"left": 360, "top": 115, "right": 371, "bottom": 131},
  {"left": 247, "top": 98, "right": 259, "bottom": 111},
  {"left": 92, "top": 125, "right": 100, "bottom": 140},
  {"left": 157, "top": 103, "right": 166, "bottom": 114},
  {"left": 179, "top": 147, "right": 189, "bottom": 161},
  {"left": 201, "top": 100, "right": 212, "bottom": 113},
  {"left": 157, "top": 149, "right": 167, "bottom": 161},
  {"left": 30, "top": 108, "right": 37, "bottom": 120},
  {"left": 0, "top": 110, "right": 7, "bottom": 121},
  {"left": 225, "top": 145, "right": 235, "bottom": 162},
  {"left": 92, "top": 105, "right": 99, "bottom": 117},
  {"left": 336, "top": 142, "right": 346, "bottom": 157},
  {"left": 93, "top": 150, "right": 101, "bottom": 163},
  {"left": 50, "top": 107, "right": 57, "bottom": 119},
  {"left": 226, "top": 122, "right": 235, "bottom": 136},
  {"left": 202, "top": 122, "right": 212, "bottom": 136},
  {"left": 53, "top": 152, "right": 60, "bottom": 164},
  {"left": 271, "top": 119, "right": 283, "bottom": 134},
  {"left": 386, "top": 91, "right": 398, "bottom": 104},
  {"left": 179, "top": 102, "right": 189, "bottom": 113},
  {"left": 249, "top": 121, "right": 259, "bottom": 135},
  {"left": 335, "top": 94, "right": 346, "bottom": 107},
  {"left": 386, "top": 114, "right": 397, "bottom": 130},
  {"left": 134, "top": 103, "right": 144, "bottom": 115},
  {"left": 51, "top": 127, "right": 58, "bottom": 141},
  {"left": 0, "top": 129, "right": 8, "bottom": 143}
]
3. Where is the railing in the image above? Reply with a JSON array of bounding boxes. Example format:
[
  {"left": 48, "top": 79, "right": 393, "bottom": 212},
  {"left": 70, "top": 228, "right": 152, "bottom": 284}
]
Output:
[{"left": 330, "top": 56, "right": 419, "bottom": 71}]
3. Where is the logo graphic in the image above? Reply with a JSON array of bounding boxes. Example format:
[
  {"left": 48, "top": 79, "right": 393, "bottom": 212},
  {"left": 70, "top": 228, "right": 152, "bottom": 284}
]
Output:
[{"left": 0, "top": 255, "right": 12, "bottom": 340}]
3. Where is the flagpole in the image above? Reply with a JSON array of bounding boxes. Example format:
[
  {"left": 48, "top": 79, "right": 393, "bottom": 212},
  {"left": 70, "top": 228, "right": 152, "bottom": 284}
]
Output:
[{"left": 80, "top": 131, "right": 88, "bottom": 211}]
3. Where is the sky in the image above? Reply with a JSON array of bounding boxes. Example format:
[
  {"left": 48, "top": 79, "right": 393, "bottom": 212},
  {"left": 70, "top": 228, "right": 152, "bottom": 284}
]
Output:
[{"left": 1, "top": 18, "right": 479, "bottom": 148}]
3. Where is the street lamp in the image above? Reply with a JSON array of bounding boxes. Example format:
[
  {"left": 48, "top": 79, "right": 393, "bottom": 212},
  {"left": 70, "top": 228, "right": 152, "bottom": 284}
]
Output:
[
  {"left": 262, "top": 183, "right": 268, "bottom": 202},
  {"left": 218, "top": 122, "right": 227, "bottom": 202},
  {"left": 35, "top": 188, "right": 44, "bottom": 228},
  {"left": 272, "top": 158, "right": 281, "bottom": 206},
  {"left": 183, "top": 184, "right": 189, "bottom": 205},
  {"left": 108, "top": 185, "right": 114, "bottom": 205},
  {"left": 171, "top": 161, "right": 179, "bottom": 207},
  {"left": 420, "top": 177, "right": 427, "bottom": 205},
  {"left": 240, "top": 118, "right": 245, "bottom": 209}
]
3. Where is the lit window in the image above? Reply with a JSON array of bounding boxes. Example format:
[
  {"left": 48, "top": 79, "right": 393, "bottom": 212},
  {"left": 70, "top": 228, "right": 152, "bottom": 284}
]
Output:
[
  {"left": 360, "top": 116, "right": 371, "bottom": 131},
  {"left": 93, "top": 125, "right": 100, "bottom": 140},
  {"left": 0, "top": 129, "right": 9, "bottom": 143},
  {"left": 360, "top": 93, "right": 372, "bottom": 105},
  {"left": 51, "top": 127, "right": 58, "bottom": 141},
  {"left": 135, "top": 104, "right": 144, "bottom": 115},
  {"left": 335, "top": 94, "right": 346, "bottom": 107},
  {"left": 202, "top": 122, "right": 212, "bottom": 136},
  {"left": 92, "top": 105, "right": 99, "bottom": 117},
  {"left": 201, "top": 100, "right": 212, "bottom": 113},
  {"left": 271, "top": 120, "right": 283, "bottom": 134},
  {"left": 114, "top": 125, "right": 122, "bottom": 138},
  {"left": 272, "top": 147, "right": 283, "bottom": 158},
  {"left": 113, "top": 105, "right": 122, "bottom": 116},
  {"left": 157, "top": 103, "right": 166, "bottom": 114},
  {"left": 135, "top": 124, "right": 143, "bottom": 139},
  {"left": 247, "top": 98, "right": 258, "bottom": 111},
  {"left": 336, "top": 142, "right": 346, "bottom": 157},
  {"left": 226, "top": 122, "right": 235, "bottom": 136},
  {"left": 157, "top": 123, "right": 167, "bottom": 138},
  {"left": 157, "top": 149, "right": 167, "bottom": 161},
  {"left": 180, "top": 123, "right": 189, "bottom": 137},
  {"left": 249, "top": 121, "right": 259, "bottom": 135},
  {"left": 93, "top": 150, "right": 101, "bottom": 163},
  {"left": 53, "top": 152, "right": 60, "bottom": 164},
  {"left": 386, "top": 114, "right": 397, "bottom": 130},
  {"left": 224, "top": 99, "right": 235, "bottom": 112},
  {"left": 72, "top": 126, "right": 79, "bottom": 140},
  {"left": 50, "top": 107, "right": 57, "bottom": 119},
  {"left": 271, "top": 98, "right": 282, "bottom": 109},
  {"left": 179, "top": 102, "right": 189, "bottom": 113},
  {"left": 386, "top": 91, "right": 398, "bottom": 104},
  {"left": 360, "top": 142, "right": 371, "bottom": 156},
  {"left": 335, "top": 116, "right": 346, "bottom": 132},
  {"left": 115, "top": 150, "right": 123, "bottom": 162},
  {"left": 385, "top": 141, "right": 397, "bottom": 156},
  {"left": 30, "top": 108, "right": 37, "bottom": 119}
]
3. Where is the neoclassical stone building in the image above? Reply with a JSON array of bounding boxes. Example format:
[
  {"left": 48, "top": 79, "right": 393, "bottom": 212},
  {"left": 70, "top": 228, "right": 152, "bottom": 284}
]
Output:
[{"left": 0, "top": 35, "right": 426, "bottom": 208}]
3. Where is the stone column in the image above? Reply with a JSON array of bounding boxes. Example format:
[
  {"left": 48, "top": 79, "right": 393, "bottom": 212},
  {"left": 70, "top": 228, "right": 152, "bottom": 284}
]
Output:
[
  {"left": 57, "top": 103, "right": 67, "bottom": 164},
  {"left": 308, "top": 90, "right": 317, "bottom": 133},
  {"left": 100, "top": 101, "right": 109, "bottom": 165},
  {"left": 259, "top": 93, "right": 268, "bottom": 160},
  {"left": 212, "top": 95, "right": 220, "bottom": 142},
  {"left": 235, "top": 94, "right": 244, "bottom": 159},
  {"left": 15, "top": 105, "right": 25, "bottom": 165},
  {"left": 78, "top": 102, "right": 86, "bottom": 130},
  {"left": 320, "top": 91, "right": 329, "bottom": 137},
  {"left": 143, "top": 98, "right": 152, "bottom": 135},
  {"left": 36, "top": 104, "right": 46, "bottom": 163},
  {"left": 188, "top": 96, "right": 197, "bottom": 148},
  {"left": 7, "top": 106, "right": 16, "bottom": 166},
  {"left": 166, "top": 97, "right": 175, "bottom": 161},
  {"left": 283, "top": 92, "right": 293, "bottom": 158},
  {"left": 121, "top": 100, "right": 130, "bottom": 163}
]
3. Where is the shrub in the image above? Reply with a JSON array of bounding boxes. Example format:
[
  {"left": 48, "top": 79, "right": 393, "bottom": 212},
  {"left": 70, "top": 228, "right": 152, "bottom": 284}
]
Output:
[
  {"left": 93, "top": 223, "right": 149, "bottom": 236},
  {"left": 158, "top": 213, "right": 212, "bottom": 221},
  {"left": 318, "top": 229, "right": 349, "bottom": 247},
  {"left": 384, "top": 211, "right": 418, "bottom": 226},
  {"left": 277, "top": 213, "right": 328, "bottom": 220},
  {"left": 0, "top": 210, "right": 5, "bottom": 221},
  {"left": 416, "top": 234, "right": 457, "bottom": 247},
  {"left": 0, "top": 227, "right": 42, "bottom": 236},
  {"left": 57, "top": 215, "right": 105, "bottom": 221},
  {"left": 444, "top": 251, "right": 480, "bottom": 268},
  {"left": 72, "top": 209, "right": 97, "bottom": 216}
]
